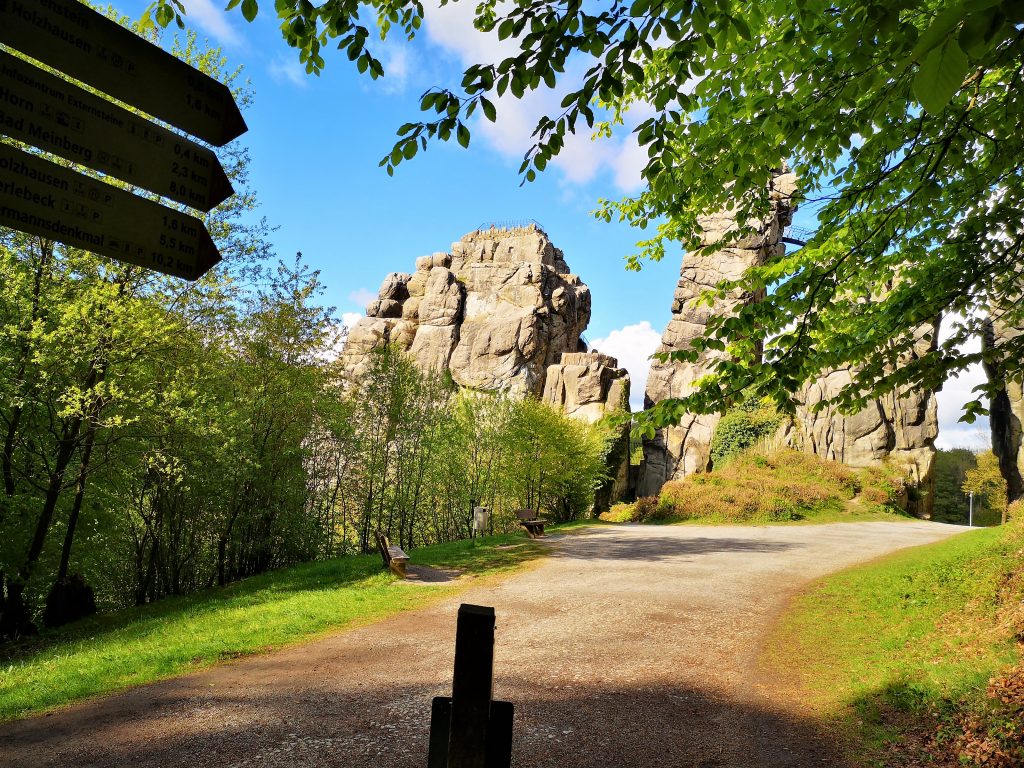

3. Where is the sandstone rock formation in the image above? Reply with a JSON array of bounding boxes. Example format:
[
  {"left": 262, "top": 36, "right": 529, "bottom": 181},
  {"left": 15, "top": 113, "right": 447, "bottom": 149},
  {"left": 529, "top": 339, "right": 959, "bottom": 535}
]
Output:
[
  {"left": 542, "top": 351, "right": 632, "bottom": 509},
  {"left": 790, "top": 322, "right": 940, "bottom": 517},
  {"left": 541, "top": 352, "right": 630, "bottom": 423},
  {"left": 636, "top": 171, "right": 940, "bottom": 515},
  {"left": 339, "top": 225, "right": 591, "bottom": 398},
  {"left": 983, "top": 313, "right": 1024, "bottom": 503},
  {"left": 638, "top": 171, "right": 797, "bottom": 496}
]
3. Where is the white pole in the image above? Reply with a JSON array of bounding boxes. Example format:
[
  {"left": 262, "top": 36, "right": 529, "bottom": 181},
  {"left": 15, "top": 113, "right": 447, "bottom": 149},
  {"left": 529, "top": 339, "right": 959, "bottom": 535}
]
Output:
[{"left": 969, "top": 491, "right": 974, "bottom": 527}]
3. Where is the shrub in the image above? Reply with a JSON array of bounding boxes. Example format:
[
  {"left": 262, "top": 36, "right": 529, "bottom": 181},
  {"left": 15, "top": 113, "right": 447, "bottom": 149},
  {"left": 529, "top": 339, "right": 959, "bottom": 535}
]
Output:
[
  {"left": 654, "top": 448, "right": 898, "bottom": 524},
  {"left": 1008, "top": 499, "right": 1023, "bottom": 523},
  {"left": 599, "top": 502, "right": 637, "bottom": 523},
  {"left": 709, "top": 397, "right": 782, "bottom": 467},
  {"left": 633, "top": 496, "right": 660, "bottom": 522}
]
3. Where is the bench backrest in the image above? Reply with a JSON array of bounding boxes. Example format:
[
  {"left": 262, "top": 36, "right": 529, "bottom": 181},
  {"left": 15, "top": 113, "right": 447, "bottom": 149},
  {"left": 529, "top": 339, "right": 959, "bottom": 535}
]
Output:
[
  {"left": 515, "top": 509, "right": 537, "bottom": 522},
  {"left": 375, "top": 530, "right": 392, "bottom": 563}
]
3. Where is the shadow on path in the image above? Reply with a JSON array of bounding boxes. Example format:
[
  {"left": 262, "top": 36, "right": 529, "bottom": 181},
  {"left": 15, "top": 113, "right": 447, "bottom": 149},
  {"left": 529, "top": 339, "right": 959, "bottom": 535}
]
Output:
[
  {"left": 553, "top": 531, "right": 800, "bottom": 563},
  {"left": 0, "top": 678, "right": 844, "bottom": 768}
]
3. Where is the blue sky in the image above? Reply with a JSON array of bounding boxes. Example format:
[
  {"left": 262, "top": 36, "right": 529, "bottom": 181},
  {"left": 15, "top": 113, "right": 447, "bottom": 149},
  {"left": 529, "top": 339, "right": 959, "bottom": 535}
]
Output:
[{"left": 118, "top": 0, "right": 989, "bottom": 449}]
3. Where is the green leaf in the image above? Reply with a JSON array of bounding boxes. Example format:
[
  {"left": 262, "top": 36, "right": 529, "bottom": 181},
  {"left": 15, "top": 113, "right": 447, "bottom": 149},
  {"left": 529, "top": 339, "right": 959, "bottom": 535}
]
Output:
[
  {"left": 732, "top": 15, "right": 752, "bottom": 41},
  {"left": 958, "top": 8, "right": 1005, "bottom": 57},
  {"left": 480, "top": 98, "right": 497, "bottom": 122},
  {"left": 241, "top": 0, "right": 259, "bottom": 23},
  {"left": 912, "top": 0, "right": 1000, "bottom": 60},
  {"left": 456, "top": 122, "right": 471, "bottom": 148},
  {"left": 913, "top": 37, "right": 969, "bottom": 113},
  {"left": 1003, "top": 0, "right": 1024, "bottom": 23}
]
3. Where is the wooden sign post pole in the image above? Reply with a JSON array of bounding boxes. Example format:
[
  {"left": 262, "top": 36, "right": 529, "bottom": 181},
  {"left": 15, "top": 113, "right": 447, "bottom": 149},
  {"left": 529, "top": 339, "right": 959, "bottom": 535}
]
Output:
[
  {"left": 428, "top": 604, "right": 514, "bottom": 768},
  {"left": 448, "top": 604, "right": 495, "bottom": 768}
]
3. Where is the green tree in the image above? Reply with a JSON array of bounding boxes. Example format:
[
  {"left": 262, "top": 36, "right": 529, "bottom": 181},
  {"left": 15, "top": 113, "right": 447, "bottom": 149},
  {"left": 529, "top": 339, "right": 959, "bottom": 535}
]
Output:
[
  {"left": 0, "top": 13, "right": 271, "bottom": 635},
  {"left": 932, "top": 448, "right": 977, "bottom": 524},
  {"left": 149, "top": 0, "right": 1024, "bottom": 500},
  {"left": 962, "top": 451, "right": 1009, "bottom": 525}
]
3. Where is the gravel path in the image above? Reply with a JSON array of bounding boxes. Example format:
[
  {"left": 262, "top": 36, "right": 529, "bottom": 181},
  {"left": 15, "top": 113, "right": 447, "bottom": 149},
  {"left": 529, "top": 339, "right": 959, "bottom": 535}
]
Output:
[{"left": 0, "top": 521, "right": 964, "bottom": 767}]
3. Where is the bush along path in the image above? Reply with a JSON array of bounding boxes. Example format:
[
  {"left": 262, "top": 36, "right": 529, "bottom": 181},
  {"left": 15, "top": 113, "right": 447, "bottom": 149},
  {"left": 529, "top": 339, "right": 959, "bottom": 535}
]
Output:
[{"left": 0, "top": 520, "right": 962, "bottom": 768}]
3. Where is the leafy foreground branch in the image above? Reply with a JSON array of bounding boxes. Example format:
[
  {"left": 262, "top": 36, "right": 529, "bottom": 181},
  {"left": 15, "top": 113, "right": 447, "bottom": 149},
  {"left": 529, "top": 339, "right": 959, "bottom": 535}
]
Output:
[
  {"left": 148, "top": 0, "right": 1024, "bottom": 442},
  {"left": 765, "top": 508, "right": 1024, "bottom": 766}
]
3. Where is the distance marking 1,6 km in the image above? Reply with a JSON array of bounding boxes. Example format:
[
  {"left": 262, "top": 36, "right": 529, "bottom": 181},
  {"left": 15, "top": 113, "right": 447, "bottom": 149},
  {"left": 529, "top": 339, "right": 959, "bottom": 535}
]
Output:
[
  {"left": 0, "top": 0, "right": 247, "bottom": 146},
  {"left": 0, "top": 51, "right": 233, "bottom": 212},
  {"left": 0, "top": 143, "right": 220, "bottom": 280}
]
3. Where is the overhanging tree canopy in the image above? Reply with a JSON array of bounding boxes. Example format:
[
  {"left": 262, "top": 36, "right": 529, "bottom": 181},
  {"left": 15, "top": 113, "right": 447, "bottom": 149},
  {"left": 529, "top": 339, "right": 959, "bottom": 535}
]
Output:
[{"left": 149, "top": 0, "right": 1024, "bottom": 432}]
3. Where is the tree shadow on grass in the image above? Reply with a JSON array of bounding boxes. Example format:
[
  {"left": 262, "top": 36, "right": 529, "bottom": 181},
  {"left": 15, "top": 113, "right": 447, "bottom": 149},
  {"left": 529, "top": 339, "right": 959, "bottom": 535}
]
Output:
[{"left": 0, "top": 537, "right": 545, "bottom": 669}]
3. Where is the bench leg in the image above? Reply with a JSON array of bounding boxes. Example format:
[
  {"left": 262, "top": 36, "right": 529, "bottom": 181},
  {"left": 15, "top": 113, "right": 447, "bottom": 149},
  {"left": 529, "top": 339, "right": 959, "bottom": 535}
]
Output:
[{"left": 390, "top": 560, "right": 408, "bottom": 577}]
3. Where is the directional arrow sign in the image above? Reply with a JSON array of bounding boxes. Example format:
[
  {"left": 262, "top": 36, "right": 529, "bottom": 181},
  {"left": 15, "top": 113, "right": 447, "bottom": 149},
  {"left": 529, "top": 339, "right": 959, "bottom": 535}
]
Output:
[
  {"left": 0, "top": 143, "right": 220, "bottom": 280},
  {"left": 0, "top": 0, "right": 247, "bottom": 146},
  {"left": 0, "top": 51, "right": 233, "bottom": 212}
]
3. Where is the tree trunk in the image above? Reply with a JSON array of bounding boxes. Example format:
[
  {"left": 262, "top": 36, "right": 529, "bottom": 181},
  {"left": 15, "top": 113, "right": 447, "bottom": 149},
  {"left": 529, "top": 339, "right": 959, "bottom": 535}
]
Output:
[
  {"left": 3, "top": 241, "right": 52, "bottom": 497},
  {"left": 57, "top": 423, "right": 97, "bottom": 580}
]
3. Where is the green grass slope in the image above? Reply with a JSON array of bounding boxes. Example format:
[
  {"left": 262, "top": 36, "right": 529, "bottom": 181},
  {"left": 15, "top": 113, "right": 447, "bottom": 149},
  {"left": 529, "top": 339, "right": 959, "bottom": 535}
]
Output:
[
  {"left": 0, "top": 534, "right": 545, "bottom": 722},
  {"left": 764, "top": 511, "right": 1024, "bottom": 766}
]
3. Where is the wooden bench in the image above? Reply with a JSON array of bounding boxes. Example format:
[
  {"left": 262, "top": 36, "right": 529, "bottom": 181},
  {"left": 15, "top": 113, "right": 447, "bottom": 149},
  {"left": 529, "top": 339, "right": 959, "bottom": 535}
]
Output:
[
  {"left": 515, "top": 509, "right": 548, "bottom": 539},
  {"left": 375, "top": 530, "right": 410, "bottom": 577}
]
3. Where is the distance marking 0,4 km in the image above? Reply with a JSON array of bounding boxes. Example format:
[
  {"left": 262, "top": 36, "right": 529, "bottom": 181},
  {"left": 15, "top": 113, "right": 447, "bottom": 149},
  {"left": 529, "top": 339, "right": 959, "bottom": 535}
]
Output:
[
  {"left": 0, "top": 143, "right": 220, "bottom": 280},
  {"left": 0, "top": 0, "right": 247, "bottom": 146},
  {"left": 0, "top": 51, "right": 234, "bottom": 212}
]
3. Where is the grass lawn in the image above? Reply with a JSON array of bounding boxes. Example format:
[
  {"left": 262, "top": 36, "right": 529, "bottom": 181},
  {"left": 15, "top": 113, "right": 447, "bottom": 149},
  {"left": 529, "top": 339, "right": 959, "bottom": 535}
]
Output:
[
  {"left": 0, "top": 532, "right": 549, "bottom": 722},
  {"left": 763, "top": 521, "right": 1023, "bottom": 763}
]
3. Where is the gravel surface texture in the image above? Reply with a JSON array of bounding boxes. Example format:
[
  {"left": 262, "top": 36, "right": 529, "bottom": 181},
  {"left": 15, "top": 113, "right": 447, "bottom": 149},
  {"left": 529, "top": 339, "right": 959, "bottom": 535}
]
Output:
[{"left": 0, "top": 521, "right": 964, "bottom": 767}]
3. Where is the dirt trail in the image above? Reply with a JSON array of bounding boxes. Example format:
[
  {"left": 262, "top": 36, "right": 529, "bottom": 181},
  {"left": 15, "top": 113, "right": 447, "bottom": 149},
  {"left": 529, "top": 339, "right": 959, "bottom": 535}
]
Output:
[{"left": 0, "top": 521, "right": 963, "bottom": 767}]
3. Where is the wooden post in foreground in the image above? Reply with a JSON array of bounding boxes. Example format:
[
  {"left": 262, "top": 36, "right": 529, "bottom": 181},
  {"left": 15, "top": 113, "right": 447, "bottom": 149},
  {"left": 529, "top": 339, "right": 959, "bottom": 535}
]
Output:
[{"left": 428, "top": 604, "right": 513, "bottom": 768}]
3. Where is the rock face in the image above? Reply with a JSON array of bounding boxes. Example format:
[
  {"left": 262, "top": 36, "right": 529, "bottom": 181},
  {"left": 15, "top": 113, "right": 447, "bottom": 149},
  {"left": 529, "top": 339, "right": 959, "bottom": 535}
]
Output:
[
  {"left": 541, "top": 352, "right": 630, "bottom": 424},
  {"left": 339, "top": 225, "right": 592, "bottom": 397},
  {"left": 637, "top": 172, "right": 939, "bottom": 516},
  {"left": 790, "top": 323, "right": 940, "bottom": 517},
  {"left": 542, "top": 352, "right": 632, "bottom": 510},
  {"left": 638, "top": 171, "right": 797, "bottom": 496},
  {"left": 984, "top": 314, "right": 1024, "bottom": 502}
]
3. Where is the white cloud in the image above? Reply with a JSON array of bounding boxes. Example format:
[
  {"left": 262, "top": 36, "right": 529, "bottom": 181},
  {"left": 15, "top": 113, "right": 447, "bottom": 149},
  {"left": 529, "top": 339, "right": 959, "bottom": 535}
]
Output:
[
  {"left": 182, "top": 0, "right": 242, "bottom": 47},
  {"left": 268, "top": 55, "right": 308, "bottom": 88},
  {"left": 341, "top": 311, "right": 363, "bottom": 330},
  {"left": 423, "top": 0, "right": 519, "bottom": 67},
  {"left": 935, "top": 313, "right": 991, "bottom": 450},
  {"left": 611, "top": 133, "right": 647, "bottom": 193},
  {"left": 348, "top": 287, "right": 376, "bottom": 309},
  {"left": 935, "top": 362, "right": 991, "bottom": 449},
  {"left": 422, "top": 1, "right": 647, "bottom": 192},
  {"left": 379, "top": 44, "right": 411, "bottom": 94},
  {"left": 589, "top": 321, "right": 662, "bottom": 411}
]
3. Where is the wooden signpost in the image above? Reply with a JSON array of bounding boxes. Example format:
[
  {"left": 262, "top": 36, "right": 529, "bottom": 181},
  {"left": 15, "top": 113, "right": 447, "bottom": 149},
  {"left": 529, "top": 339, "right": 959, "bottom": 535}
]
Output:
[
  {"left": 0, "top": 51, "right": 233, "bottom": 212},
  {"left": 0, "top": 144, "right": 220, "bottom": 280},
  {"left": 428, "top": 604, "right": 514, "bottom": 768},
  {"left": 0, "top": 0, "right": 246, "bottom": 279},
  {"left": 0, "top": 0, "right": 246, "bottom": 146}
]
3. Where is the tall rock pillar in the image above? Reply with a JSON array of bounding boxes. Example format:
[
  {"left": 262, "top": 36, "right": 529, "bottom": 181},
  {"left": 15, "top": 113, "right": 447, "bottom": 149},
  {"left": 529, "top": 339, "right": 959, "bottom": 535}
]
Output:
[
  {"left": 338, "top": 225, "right": 591, "bottom": 397},
  {"left": 638, "top": 172, "right": 797, "bottom": 496},
  {"left": 983, "top": 314, "right": 1024, "bottom": 502}
]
